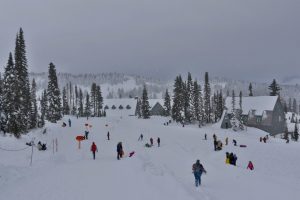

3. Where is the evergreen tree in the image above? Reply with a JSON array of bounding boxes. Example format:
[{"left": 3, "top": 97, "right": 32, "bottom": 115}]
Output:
[
  {"left": 90, "top": 83, "right": 97, "bottom": 116},
  {"left": 172, "top": 76, "right": 184, "bottom": 122},
  {"left": 288, "top": 98, "right": 292, "bottom": 112},
  {"left": 62, "top": 87, "right": 70, "bottom": 115},
  {"left": 191, "top": 80, "right": 201, "bottom": 122},
  {"left": 141, "top": 85, "right": 150, "bottom": 119},
  {"left": 238, "top": 91, "right": 244, "bottom": 130},
  {"left": 14, "top": 28, "right": 31, "bottom": 132},
  {"left": 184, "top": 72, "right": 193, "bottom": 123},
  {"left": 164, "top": 89, "right": 171, "bottom": 116},
  {"left": 84, "top": 93, "right": 91, "bottom": 118},
  {"left": 46, "top": 63, "right": 62, "bottom": 123},
  {"left": 40, "top": 89, "right": 48, "bottom": 127},
  {"left": 0, "top": 73, "right": 3, "bottom": 130},
  {"left": 268, "top": 79, "right": 281, "bottom": 96},
  {"left": 231, "top": 90, "right": 238, "bottom": 131},
  {"left": 249, "top": 83, "right": 253, "bottom": 96},
  {"left": 78, "top": 89, "right": 84, "bottom": 117},
  {"left": 135, "top": 98, "right": 142, "bottom": 118},
  {"left": 96, "top": 85, "right": 103, "bottom": 117},
  {"left": 294, "top": 122, "right": 299, "bottom": 141},
  {"left": 2, "top": 53, "right": 22, "bottom": 136},
  {"left": 204, "top": 72, "right": 211, "bottom": 123},
  {"left": 216, "top": 90, "right": 224, "bottom": 119},
  {"left": 75, "top": 85, "right": 78, "bottom": 113},
  {"left": 29, "top": 79, "right": 38, "bottom": 129},
  {"left": 293, "top": 98, "right": 297, "bottom": 113}
]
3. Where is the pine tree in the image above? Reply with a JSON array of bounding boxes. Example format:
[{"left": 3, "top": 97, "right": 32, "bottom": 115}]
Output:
[
  {"left": 14, "top": 28, "right": 31, "bottom": 132},
  {"left": 29, "top": 79, "right": 38, "bottom": 129},
  {"left": 78, "top": 89, "right": 84, "bottom": 117},
  {"left": 164, "top": 89, "right": 171, "bottom": 116},
  {"left": 90, "top": 83, "right": 97, "bottom": 116},
  {"left": 84, "top": 93, "right": 91, "bottom": 118},
  {"left": 216, "top": 90, "right": 224, "bottom": 119},
  {"left": 184, "top": 72, "right": 193, "bottom": 123},
  {"left": 0, "top": 73, "right": 3, "bottom": 130},
  {"left": 2, "top": 53, "right": 22, "bottom": 136},
  {"left": 62, "top": 87, "right": 70, "bottom": 115},
  {"left": 249, "top": 83, "right": 253, "bottom": 96},
  {"left": 204, "top": 72, "right": 211, "bottom": 123},
  {"left": 293, "top": 98, "right": 297, "bottom": 113},
  {"left": 46, "top": 63, "right": 62, "bottom": 123},
  {"left": 288, "top": 98, "right": 292, "bottom": 112},
  {"left": 40, "top": 89, "right": 47, "bottom": 127},
  {"left": 268, "top": 79, "right": 281, "bottom": 96},
  {"left": 135, "top": 98, "right": 142, "bottom": 118},
  {"left": 96, "top": 85, "right": 103, "bottom": 117},
  {"left": 191, "top": 80, "right": 201, "bottom": 122},
  {"left": 75, "top": 85, "right": 78, "bottom": 114},
  {"left": 141, "top": 85, "right": 150, "bottom": 119},
  {"left": 172, "top": 76, "right": 184, "bottom": 122},
  {"left": 231, "top": 90, "right": 238, "bottom": 131},
  {"left": 238, "top": 91, "right": 244, "bottom": 130},
  {"left": 294, "top": 122, "right": 299, "bottom": 141}
]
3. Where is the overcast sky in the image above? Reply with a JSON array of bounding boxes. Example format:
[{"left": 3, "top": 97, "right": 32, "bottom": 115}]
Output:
[{"left": 0, "top": 0, "right": 299, "bottom": 82}]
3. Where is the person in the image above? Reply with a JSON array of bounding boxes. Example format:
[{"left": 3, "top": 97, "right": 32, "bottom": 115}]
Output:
[
  {"left": 157, "top": 137, "right": 160, "bottom": 147},
  {"left": 42, "top": 143, "right": 47, "bottom": 150},
  {"left": 192, "top": 160, "right": 207, "bottom": 187},
  {"left": 260, "top": 137, "right": 262, "bottom": 142},
  {"left": 85, "top": 130, "right": 89, "bottom": 139},
  {"left": 247, "top": 161, "right": 254, "bottom": 170},
  {"left": 68, "top": 119, "right": 71, "bottom": 127},
  {"left": 204, "top": 134, "right": 207, "bottom": 140},
  {"left": 233, "top": 154, "right": 237, "bottom": 166},
  {"left": 286, "top": 138, "right": 289, "bottom": 143},
  {"left": 263, "top": 137, "right": 266, "bottom": 143},
  {"left": 213, "top": 134, "right": 217, "bottom": 141},
  {"left": 233, "top": 139, "right": 237, "bottom": 146},
  {"left": 213, "top": 140, "right": 217, "bottom": 151},
  {"left": 90, "top": 142, "right": 98, "bottom": 160},
  {"left": 150, "top": 138, "right": 154, "bottom": 146},
  {"left": 138, "top": 134, "right": 143, "bottom": 141},
  {"left": 225, "top": 152, "right": 230, "bottom": 164},
  {"left": 37, "top": 141, "right": 43, "bottom": 151},
  {"left": 107, "top": 131, "right": 110, "bottom": 140},
  {"left": 62, "top": 122, "right": 66, "bottom": 127},
  {"left": 117, "top": 142, "right": 123, "bottom": 160},
  {"left": 225, "top": 137, "right": 228, "bottom": 145},
  {"left": 229, "top": 153, "right": 234, "bottom": 165}
]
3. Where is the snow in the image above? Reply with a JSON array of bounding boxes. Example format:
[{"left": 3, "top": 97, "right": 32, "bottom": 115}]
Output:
[
  {"left": 225, "top": 96, "right": 278, "bottom": 115},
  {"left": 1, "top": 113, "right": 300, "bottom": 200}
]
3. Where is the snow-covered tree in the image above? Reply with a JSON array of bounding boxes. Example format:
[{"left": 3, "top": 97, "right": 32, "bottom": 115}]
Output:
[
  {"left": 184, "top": 72, "right": 193, "bottom": 123},
  {"left": 135, "top": 98, "right": 142, "bottom": 118},
  {"left": 231, "top": 90, "right": 238, "bottom": 131},
  {"left": 40, "top": 89, "right": 47, "bottom": 127},
  {"left": 62, "top": 87, "right": 70, "bottom": 115},
  {"left": 29, "top": 78, "right": 38, "bottom": 129},
  {"left": 268, "top": 79, "right": 281, "bottom": 96},
  {"left": 141, "top": 85, "right": 150, "bottom": 119},
  {"left": 78, "top": 89, "right": 84, "bottom": 117},
  {"left": 46, "top": 63, "right": 62, "bottom": 123},
  {"left": 164, "top": 89, "right": 171, "bottom": 116},
  {"left": 172, "top": 75, "right": 184, "bottom": 122},
  {"left": 249, "top": 83, "right": 253, "bottom": 96},
  {"left": 84, "top": 93, "right": 91, "bottom": 118},
  {"left": 204, "top": 72, "right": 211, "bottom": 123},
  {"left": 294, "top": 122, "right": 299, "bottom": 141}
]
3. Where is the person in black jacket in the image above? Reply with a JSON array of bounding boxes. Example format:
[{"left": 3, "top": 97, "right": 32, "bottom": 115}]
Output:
[
  {"left": 192, "top": 160, "right": 207, "bottom": 187},
  {"left": 157, "top": 137, "right": 160, "bottom": 147},
  {"left": 117, "top": 142, "right": 123, "bottom": 160}
]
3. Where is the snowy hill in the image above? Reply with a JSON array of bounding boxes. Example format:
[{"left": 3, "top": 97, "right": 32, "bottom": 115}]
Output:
[
  {"left": 1, "top": 113, "right": 299, "bottom": 200},
  {"left": 30, "top": 72, "right": 300, "bottom": 102}
]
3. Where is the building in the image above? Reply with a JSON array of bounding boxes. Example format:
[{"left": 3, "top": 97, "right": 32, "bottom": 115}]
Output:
[{"left": 221, "top": 96, "right": 286, "bottom": 135}]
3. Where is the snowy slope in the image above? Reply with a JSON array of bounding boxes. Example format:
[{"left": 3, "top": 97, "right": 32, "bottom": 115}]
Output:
[{"left": 1, "top": 113, "right": 299, "bottom": 200}]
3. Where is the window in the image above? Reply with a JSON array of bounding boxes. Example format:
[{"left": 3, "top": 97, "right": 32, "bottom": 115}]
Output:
[{"left": 256, "top": 117, "right": 261, "bottom": 124}]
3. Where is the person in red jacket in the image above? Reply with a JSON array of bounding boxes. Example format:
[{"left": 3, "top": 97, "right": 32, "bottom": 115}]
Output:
[
  {"left": 91, "top": 142, "right": 98, "bottom": 160},
  {"left": 247, "top": 161, "right": 254, "bottom": 170}
]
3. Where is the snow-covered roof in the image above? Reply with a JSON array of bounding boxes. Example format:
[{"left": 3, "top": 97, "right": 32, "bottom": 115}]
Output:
[{"left": 224, "top": 96, "right": 279, "bottom": 116}]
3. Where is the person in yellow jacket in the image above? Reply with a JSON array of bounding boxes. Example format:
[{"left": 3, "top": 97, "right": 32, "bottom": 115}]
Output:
[{"left": 225, "top": 152, "right": 230, "bottom": 164}]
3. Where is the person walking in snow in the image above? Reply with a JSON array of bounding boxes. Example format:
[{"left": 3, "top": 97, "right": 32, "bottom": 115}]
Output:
[
  {"left": 213, "top": 140, "right": 217, "bottom": 151},
  {"left": 213, "top": 134, "right": 217, "bottom": 141},
  {"left": 263, "top": 137, "right": 267, "bottom": 143},
  {"left": 225, "top": 137, "right": 228, "bottom": 145},
  {"left": 91, "top": 142, "right": 98, "bottom": 160},
  {"left": 117, "top": 142, "right": 123, "bottom": 160},
  {"left": 247, "top": 161, "right": 254, "bottom": 170},
  {"left": 107, "top": 131, "right": 110, "bottom": 140},
  {"left": 157, "top": 137, "right": 160, "bottom": 147},
  {"left": 138, "top": 134, "right": 143, "bottom": 141},
  {"left": 233, "top": 139, "right": 237, "bottom": 146},
  {"left": 68, "top": 119, "right": 71, "bottom": 127},
  {"left": 192, "top": 160, "right": 207, "bottom": 187},
  {"left": 150, "top": 138, "right": 154, "bottom": 146},
  {"left": 85, "top": 130, "right": 89, "bottom": 139},
  {"left": 204, "top": 134, "right": 207, "bottom": 140}
]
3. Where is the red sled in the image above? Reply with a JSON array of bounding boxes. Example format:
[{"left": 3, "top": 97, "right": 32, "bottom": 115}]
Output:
[{"left": 240, "top": 145, "right": 247, "bottom": 148}]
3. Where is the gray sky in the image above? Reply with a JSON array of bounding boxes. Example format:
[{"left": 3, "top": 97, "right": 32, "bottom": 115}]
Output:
[{"left": 0, "top": 0, "right": 299, "bottom": 82}]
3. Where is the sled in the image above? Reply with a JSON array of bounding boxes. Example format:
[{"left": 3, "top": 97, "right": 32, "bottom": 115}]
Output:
[{"left": 239, "top": 145, "right": 247, "bottom": 148}]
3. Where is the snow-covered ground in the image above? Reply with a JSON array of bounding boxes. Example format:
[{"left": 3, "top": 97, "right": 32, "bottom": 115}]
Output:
[{"left": 1, "top": 111, "right": 299, "bottom": 200}]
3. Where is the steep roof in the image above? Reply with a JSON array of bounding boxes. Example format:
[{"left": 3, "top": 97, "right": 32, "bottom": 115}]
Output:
[{"left": 224, "top": 96, "right": 279, "bottom": 116}]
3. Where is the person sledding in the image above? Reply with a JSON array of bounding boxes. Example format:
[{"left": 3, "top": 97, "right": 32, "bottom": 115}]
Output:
[
  {"left": 192, "top": 160, "right": 207, "bottom": 187},
  {"left": 247, "top": 161, "right": 254, "bottom": 170},
  {"left": 117, "top": 142, "right": 123, "bottom": 160},
  {"left": 90, "top": 142, "right": 98, "bottom": 160}
]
